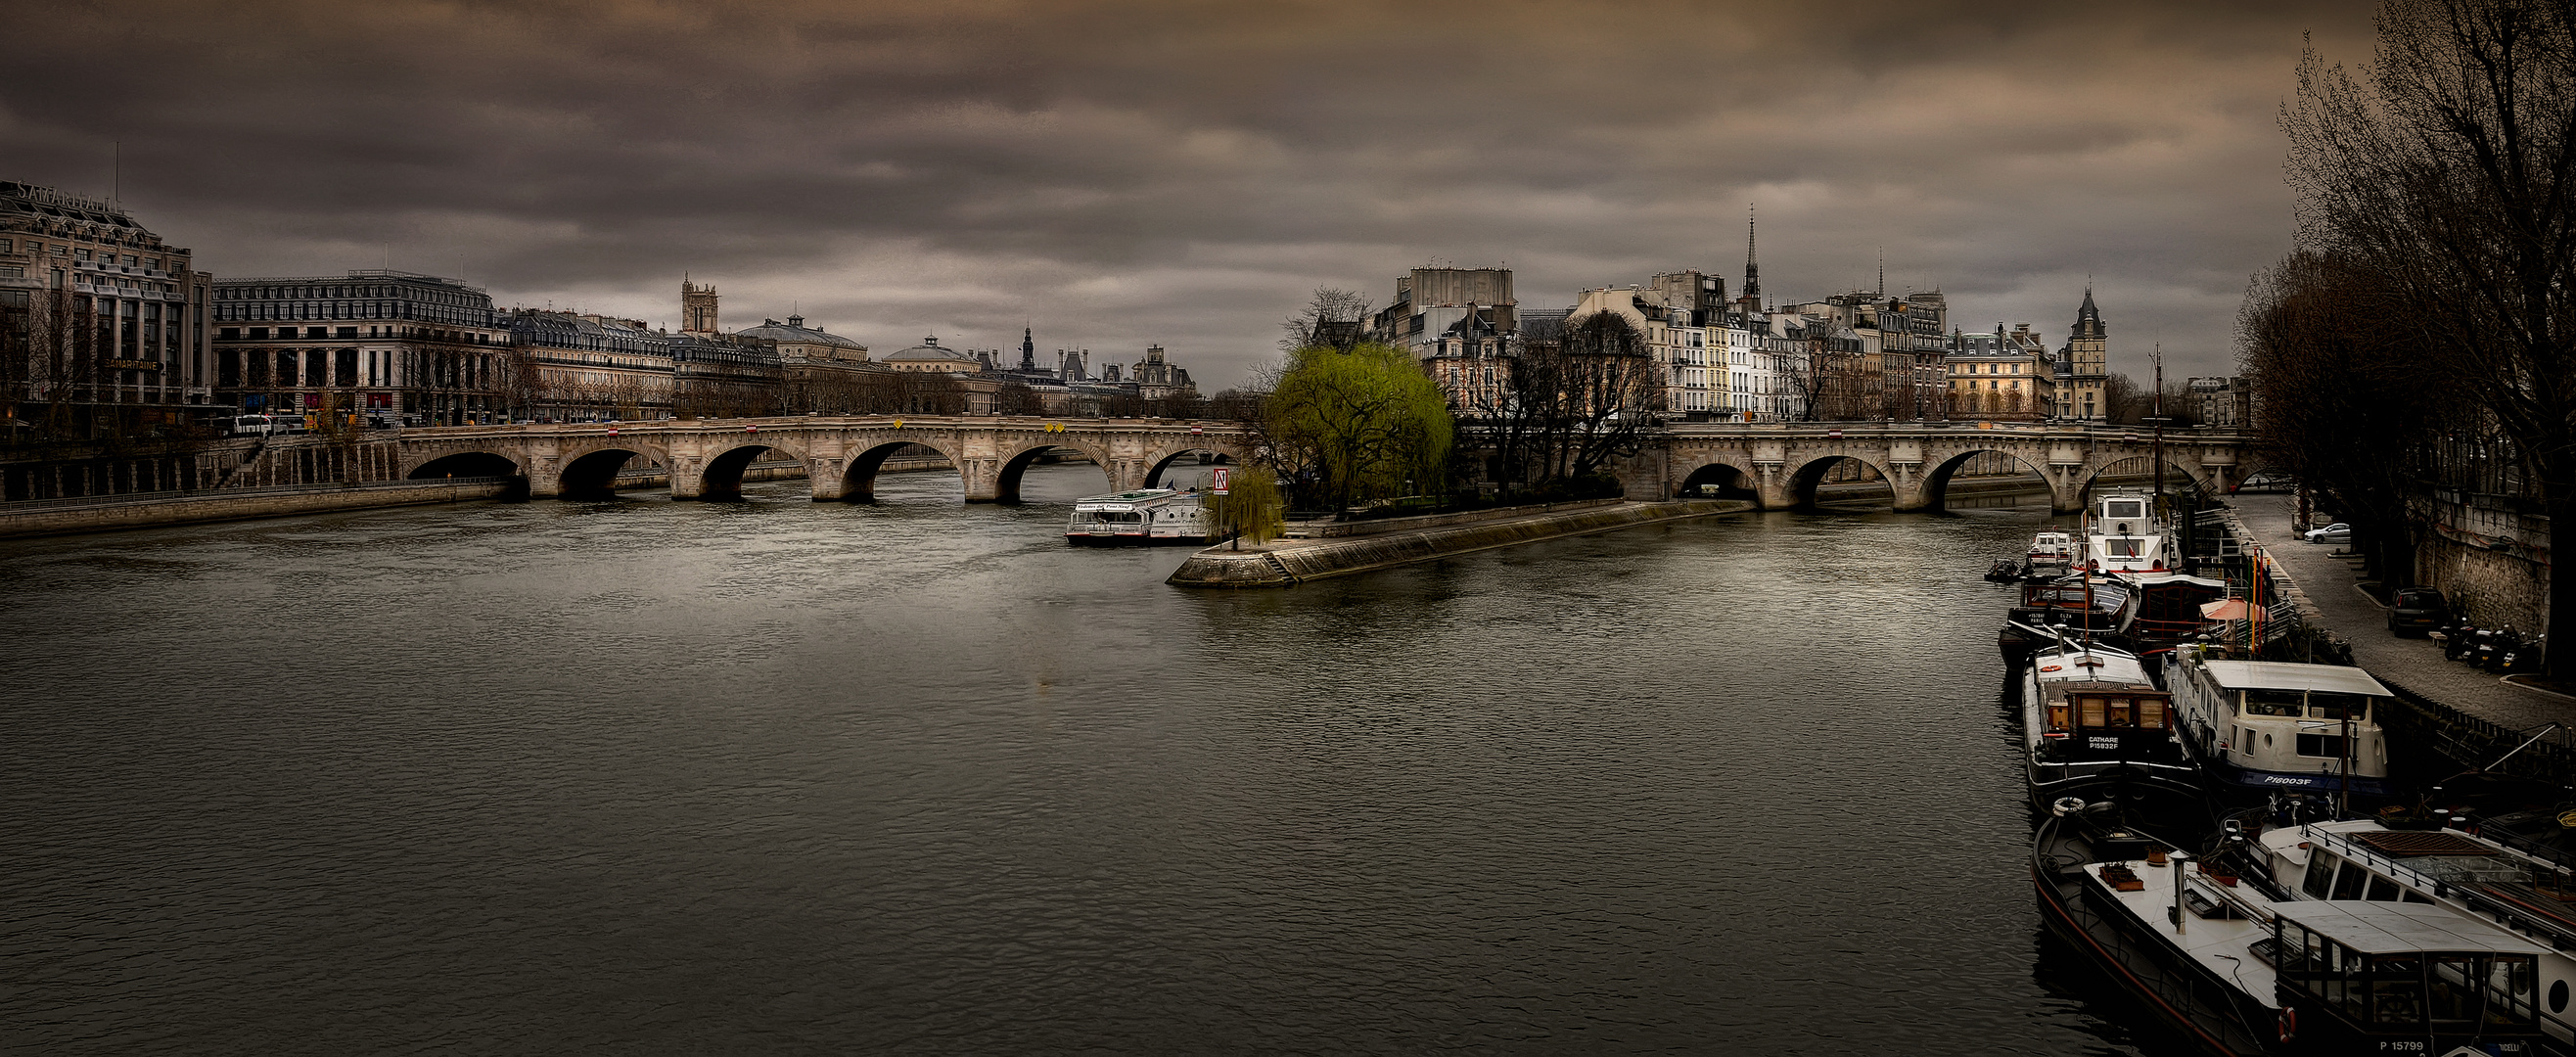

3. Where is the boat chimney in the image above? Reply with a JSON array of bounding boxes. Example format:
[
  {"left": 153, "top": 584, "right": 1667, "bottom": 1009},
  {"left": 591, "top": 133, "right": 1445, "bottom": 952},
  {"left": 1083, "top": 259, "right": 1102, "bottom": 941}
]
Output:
[{"left": 2170, "top": 851, "right": 2190, "bottom": 935}]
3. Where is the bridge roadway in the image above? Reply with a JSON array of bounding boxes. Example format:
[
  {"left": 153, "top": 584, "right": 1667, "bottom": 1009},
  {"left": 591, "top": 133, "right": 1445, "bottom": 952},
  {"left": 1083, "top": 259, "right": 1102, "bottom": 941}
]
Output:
[{"left": 393, "top": 415, "right": 2248, "bottom": 512}]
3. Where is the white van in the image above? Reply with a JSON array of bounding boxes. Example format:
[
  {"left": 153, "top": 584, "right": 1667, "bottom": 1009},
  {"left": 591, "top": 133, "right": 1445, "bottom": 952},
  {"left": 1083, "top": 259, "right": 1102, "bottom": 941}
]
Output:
[{"left": 228, "top": 414, "right": 273, "bottom": 437}]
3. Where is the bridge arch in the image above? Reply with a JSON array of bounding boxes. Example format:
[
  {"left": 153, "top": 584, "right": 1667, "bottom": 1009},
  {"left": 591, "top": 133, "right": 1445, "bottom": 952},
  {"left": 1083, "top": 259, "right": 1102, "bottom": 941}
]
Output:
[
  {"left": 1143, "top": 443, "right": 1243, "bottom": 492},
  {"left": 554, "top": 445, "right": 671, "bottom": 499},
  {"left": 1922, "top": 446, "right": 2056, "bottom": 514},
  {"left": 832, "top": 437, "right": 966, "bottom": 502},
  {"left": 2077, "top": 453, "right": 2218, "bottom": 502},
  {"left": 994, "top": 438, "right": 1116, "bottom": 504},
  {"left": 692, "top": 439, "right": 809, "bottom": 501},
  {"left": 1674, "top": 459, "right": 1761, "bottom": 502},
  {"left": 405, "top": 449, "right": 527, "bottom": 482},
  {"left": 1783, "top": 452, "right": 1897, "bottom": 511}
]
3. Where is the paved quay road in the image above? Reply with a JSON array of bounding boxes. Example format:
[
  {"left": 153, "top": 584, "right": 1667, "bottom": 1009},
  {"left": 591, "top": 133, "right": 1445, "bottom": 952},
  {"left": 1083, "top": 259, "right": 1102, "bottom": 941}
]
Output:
[{"left": 2233, "top": 495, "right": 2572, "bottom": 735}]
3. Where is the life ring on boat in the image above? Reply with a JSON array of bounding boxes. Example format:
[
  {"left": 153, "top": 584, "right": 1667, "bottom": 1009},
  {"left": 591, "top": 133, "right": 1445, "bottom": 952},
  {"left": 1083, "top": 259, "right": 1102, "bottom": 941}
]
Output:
[
  {"left": 2051, "top": 797, "right": 2088, "bottom": 817},
  {"left": 2277, "top": 1006, "right": 2295, "bottom": 1043},
  {"left": 2039, "top": 666, "right": 2063, "bottom": 672}
]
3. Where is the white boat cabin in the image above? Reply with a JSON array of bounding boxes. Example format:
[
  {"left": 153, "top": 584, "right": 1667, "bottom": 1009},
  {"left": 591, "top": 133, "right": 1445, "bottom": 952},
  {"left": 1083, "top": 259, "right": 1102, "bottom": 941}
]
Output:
[
  {"left": 1066, "top": 488, "right": 1211, "bottom": 545},
  {"left": 2165, "top": 645, "right": 2394, "bottom": 795},
  {"left": 2086, "top": 492, "right": 2168, "bottom": 574}
]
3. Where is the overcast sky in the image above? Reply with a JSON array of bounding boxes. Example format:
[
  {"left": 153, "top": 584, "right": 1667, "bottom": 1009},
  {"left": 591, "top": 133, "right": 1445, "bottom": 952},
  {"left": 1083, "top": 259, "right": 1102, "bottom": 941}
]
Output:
[{"left": 4, "top": 0, "right": 2375, "bottom": 388}]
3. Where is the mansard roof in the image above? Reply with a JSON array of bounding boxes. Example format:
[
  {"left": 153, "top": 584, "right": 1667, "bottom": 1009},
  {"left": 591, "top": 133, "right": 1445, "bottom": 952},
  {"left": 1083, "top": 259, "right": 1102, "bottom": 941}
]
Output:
[{"left": 738, "top": 314, "right": 866, "bottom": 350}]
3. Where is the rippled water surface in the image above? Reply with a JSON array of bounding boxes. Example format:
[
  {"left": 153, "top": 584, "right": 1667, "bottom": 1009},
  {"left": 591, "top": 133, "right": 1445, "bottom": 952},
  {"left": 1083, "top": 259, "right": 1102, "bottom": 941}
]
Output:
[{"left": 3, "top": 466, "right": 2185, "bottom": 1054}]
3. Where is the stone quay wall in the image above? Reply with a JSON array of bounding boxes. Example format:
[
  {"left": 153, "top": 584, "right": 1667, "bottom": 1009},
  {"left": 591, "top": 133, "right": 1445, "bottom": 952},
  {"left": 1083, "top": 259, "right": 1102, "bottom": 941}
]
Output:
[{"left": 0, "top": 480, "right": 517, "bottom": 539}]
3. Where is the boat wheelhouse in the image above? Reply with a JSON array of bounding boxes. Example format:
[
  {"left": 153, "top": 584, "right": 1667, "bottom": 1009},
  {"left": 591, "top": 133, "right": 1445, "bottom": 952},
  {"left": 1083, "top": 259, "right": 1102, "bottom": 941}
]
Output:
[
  {"left": 2165, "top": 645, "right": 2396, "bottom": 801},
  {"left": 2037, "top": 797, "right": 2559, "bottom": 1055},
  {"left": 1065, "top": 489, "right": 1213, "bottom": 546},
  {"left": 2271, "top": 899, "right": 2553, "bottom": 1054},
  {"left": 2248, "top": 818, "right": 2576, "bottom": 1048},
  {"left": 2086, "top": 491, "right": 2171, "bottom": 574},
  {"left": 2019, "top": 640, "right": 2195, "bottom": 806}
]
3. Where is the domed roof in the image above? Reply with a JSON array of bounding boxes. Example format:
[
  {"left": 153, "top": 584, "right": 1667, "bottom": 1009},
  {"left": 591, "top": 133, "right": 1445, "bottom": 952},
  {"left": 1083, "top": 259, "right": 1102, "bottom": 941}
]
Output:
[
  {"left": 886, "top": 334, "right": 977, "bottom": 363},
  {"left": 737, "top": 314, "right": 867, "bottom": 350}
]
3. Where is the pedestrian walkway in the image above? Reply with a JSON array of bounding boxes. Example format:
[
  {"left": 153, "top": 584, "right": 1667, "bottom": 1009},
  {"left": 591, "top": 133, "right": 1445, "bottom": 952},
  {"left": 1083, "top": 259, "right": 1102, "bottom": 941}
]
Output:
[{"left": 2231, "top": 495, "right": 2572, "bottom": 740}]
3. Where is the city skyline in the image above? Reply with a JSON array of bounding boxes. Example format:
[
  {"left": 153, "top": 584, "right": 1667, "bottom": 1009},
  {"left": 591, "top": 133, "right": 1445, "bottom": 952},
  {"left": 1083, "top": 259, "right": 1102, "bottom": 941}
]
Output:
[{"left": 3, "top": 0, "right": 2374, "bottom": 388}]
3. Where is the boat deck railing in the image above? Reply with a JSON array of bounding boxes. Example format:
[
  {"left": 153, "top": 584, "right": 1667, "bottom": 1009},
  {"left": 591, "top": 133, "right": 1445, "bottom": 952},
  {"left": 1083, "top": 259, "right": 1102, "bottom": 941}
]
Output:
[{"left": 2301, "top": 823, "right": 2576, "bottom": 954}]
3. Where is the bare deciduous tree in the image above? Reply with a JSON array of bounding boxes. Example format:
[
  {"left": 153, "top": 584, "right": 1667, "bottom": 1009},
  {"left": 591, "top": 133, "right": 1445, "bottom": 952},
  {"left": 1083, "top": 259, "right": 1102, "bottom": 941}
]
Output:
[{"left": 2284, "top": 0, "right": 2576, "bottom": 669}]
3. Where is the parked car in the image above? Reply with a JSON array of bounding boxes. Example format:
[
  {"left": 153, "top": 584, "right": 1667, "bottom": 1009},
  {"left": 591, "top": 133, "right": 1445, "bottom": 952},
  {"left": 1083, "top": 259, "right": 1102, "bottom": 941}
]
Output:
[
  {"left": 2387, "top": 587, "right": 2451, "bottom": 636},
  {"left": 2303, "top": 522, "right": 2352, "bottom": 545}
]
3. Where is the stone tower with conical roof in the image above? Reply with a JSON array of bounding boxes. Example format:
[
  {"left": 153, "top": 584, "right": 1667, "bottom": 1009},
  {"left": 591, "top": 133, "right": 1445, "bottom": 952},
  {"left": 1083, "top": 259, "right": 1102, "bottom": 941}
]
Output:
[{"left": 2062, "top": 287, "right": 2109, "bottom": 421}]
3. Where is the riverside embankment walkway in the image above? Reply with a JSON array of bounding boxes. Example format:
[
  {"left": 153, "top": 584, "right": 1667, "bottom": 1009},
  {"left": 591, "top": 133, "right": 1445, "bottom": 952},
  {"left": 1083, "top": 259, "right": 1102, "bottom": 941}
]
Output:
[{"left": 2232, "top": 495, "right": 2573, "bottom": 739}]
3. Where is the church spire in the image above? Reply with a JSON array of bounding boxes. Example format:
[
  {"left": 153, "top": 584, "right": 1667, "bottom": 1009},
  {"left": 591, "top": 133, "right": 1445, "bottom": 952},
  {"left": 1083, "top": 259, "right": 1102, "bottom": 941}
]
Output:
[
  {"left": 1742, "top": 205, "right": 1763, "bottom": 301},
  {"left": 2074, "top": 285, "right": 2104, "bottom": 339}
]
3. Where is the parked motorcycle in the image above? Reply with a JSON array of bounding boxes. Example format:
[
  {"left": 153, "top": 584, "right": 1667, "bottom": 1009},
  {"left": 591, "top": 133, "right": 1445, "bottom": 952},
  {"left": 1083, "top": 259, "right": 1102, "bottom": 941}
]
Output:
[
  {"left": 2476, "top": 626, "right": 2516, "bottom": 670},
  {"left": 2447, "top": 621, "right": 2484, "bottom": 663},
  {"left": 2502, "top": 634, "right": 2547, "bottom": 675}
]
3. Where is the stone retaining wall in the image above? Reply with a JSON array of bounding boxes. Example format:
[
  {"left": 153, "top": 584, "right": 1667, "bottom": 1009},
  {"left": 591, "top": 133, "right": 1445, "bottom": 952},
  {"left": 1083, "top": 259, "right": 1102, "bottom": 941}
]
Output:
[
  {"left": 1292, "top": 497, "right": 1625, "bottom": 538},
  {"left": 1169, "top": 499, "right": 1754, "bottom": 588},
  {"left": 0, "top": 481, "right": 516, "bottom": 539}
]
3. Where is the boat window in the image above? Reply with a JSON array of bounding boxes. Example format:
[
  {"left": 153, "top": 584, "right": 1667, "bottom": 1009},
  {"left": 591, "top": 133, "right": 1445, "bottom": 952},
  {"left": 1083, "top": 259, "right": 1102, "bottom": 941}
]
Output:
[
  {"left": 2137, "top": 697, "right": 2166, "bottom": 730},
  {"left": 2079, "top": 697, "right": 2104, "bottom": 728},
  {"left": 2331, "top": 861, "right": 2370, "bottom": 900},
  {"left": 2297, "top": 733, "right": 2349, "bottom": 759},
  {"left": 2308, "top": 693, "right": 2369, "bottom": 722},
  {"left": 2302, "top": 853, "right": 2338, "bottom": 898},
  {"left": 2106, "top": 500, "right": 2146, "bottom": 520},
  {"left": 2104, "top": 698, "right": 2133, "bottom": 727},
  {"left": 2103, "top": 537, "right": 2143, "bottom": 558},
  {"left": 2364, "top": 875, "right": 2401, "bottom": 901},
  {"left": 2490, "top": 956, "right": 2537, "bottom": 1025},
  {"left": 2243, "top": 690, "right": 2304, "bottom": 717},
  {"left": 2372, "top": 954, "right": 2426, "bottom": 1026},
  {"left": 2402, "top": 888, "right": 2433, "bottom": 903}
]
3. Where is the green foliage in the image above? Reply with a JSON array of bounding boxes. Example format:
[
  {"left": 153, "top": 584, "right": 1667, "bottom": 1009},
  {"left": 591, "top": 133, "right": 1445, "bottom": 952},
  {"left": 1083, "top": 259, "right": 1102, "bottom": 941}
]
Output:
[
  {"left": 1265, "top": 342, "right": 1452, "bottom": 511},
  {"left": 1208, "top": 464, "right": 1284, "bottom": 545}
]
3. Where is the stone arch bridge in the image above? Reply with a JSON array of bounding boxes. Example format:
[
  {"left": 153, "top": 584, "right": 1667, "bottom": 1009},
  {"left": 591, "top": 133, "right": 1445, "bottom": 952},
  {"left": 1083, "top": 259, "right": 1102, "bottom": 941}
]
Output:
[
  {"left": 398, "top": 415, "right": 1250, "bottom": 501},
  {"left": 1642, "top": 421, "right": 2249, "bottom": 514},
  {"left": 392, "top": 415, "right": 2245, "bottom": 511}
]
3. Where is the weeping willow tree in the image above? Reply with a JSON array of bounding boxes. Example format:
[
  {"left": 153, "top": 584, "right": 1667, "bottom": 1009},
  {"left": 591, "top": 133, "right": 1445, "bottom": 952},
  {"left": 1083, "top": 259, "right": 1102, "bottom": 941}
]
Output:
[
  {"left": 1265, "top": 342, "right": 1451, "bottom": 512},
  {"left": 1208, "top": 464, "right": 1285, "bottom": 547}
]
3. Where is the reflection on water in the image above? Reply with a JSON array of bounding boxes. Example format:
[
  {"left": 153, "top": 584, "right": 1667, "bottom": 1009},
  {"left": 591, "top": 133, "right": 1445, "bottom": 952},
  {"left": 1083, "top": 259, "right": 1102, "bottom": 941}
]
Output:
[{"left": 2, "top": 465, "right": 2176, "bottom": 1054}]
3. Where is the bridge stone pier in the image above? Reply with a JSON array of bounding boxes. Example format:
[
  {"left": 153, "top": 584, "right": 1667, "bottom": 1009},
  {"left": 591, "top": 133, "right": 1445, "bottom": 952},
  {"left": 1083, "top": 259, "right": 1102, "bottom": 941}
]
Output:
[
  {"left": 397, "top": 416, "right": 1251, "bottom": 503},
  {"left": 1642, "top": 422, "right": 2246, "bottom": 514}
]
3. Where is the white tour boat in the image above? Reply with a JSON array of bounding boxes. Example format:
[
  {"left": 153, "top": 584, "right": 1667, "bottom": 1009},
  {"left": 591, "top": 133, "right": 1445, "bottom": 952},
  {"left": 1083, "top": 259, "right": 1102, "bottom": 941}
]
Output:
[
  {"left": 1065, "top": 488, "right": 1213, "bottom": 546},
  {"left": 2164, "top": 644, "right": 2396, "bottom": 801}
]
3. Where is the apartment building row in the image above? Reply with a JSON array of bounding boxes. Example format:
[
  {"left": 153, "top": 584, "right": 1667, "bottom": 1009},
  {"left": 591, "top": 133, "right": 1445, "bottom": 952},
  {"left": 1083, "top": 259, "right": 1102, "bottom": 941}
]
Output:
[
  {"left": 2, "top": 180, "right": 1201, "bottom": 435},
  {"left": 1364, "top": 253, "right": 2123, "bottom": 424}
]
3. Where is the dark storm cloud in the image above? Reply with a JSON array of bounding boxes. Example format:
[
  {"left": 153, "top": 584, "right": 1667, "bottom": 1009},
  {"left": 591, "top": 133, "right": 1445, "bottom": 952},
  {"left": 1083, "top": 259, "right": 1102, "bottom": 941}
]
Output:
[{"left": 2, "top": 0, "right": 2373, "bottom": 382}]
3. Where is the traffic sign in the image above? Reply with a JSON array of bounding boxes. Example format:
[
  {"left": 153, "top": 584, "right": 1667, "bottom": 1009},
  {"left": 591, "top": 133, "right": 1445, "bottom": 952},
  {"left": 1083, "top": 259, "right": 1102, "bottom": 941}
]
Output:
[{"left": 1213, "top": 467, "right": 1230, "bottom": 495}]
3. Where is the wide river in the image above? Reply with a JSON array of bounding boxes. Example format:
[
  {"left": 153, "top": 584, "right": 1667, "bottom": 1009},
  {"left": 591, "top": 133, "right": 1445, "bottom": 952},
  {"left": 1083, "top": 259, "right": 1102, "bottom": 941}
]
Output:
[{"left": 3, "top": 465, "right": 2185, "bottom": 1055}]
